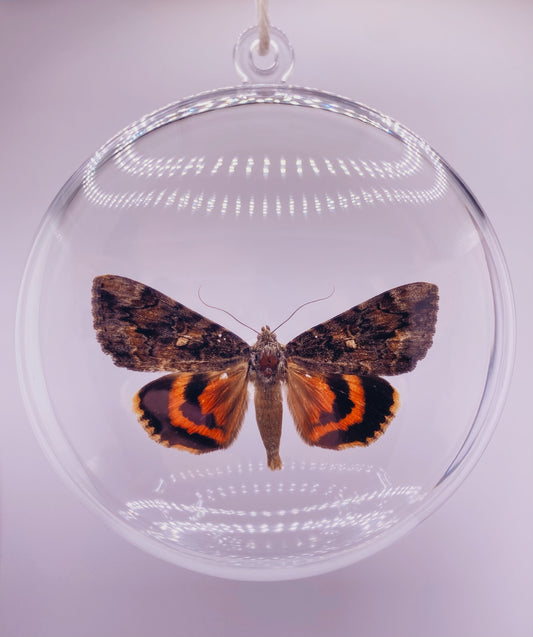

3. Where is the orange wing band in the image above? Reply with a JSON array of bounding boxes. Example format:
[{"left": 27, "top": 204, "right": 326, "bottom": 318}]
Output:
[
  {"left": 134, "top": 364, "right": 248, "bottom": 453},
  {"left": 286, "top": 362, "right": 399, "bottom": 449}
]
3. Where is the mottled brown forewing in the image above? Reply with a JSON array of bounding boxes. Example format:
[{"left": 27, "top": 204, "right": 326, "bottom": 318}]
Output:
[
  {"left": 285, "top": 282, "right": 439, "bottom": 376},
  {"left": 92, "top": 275, "right": 250, "bottom": 372}
]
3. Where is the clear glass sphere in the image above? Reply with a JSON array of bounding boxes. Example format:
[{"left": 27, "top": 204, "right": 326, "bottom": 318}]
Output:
[{"left": 17, "top": 29, "right": 514, "bottom": 580}]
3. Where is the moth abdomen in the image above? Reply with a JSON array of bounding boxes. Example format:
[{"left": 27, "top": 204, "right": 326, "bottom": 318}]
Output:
[{"left": 253, "top": 381, "right": 283, "bottom": 470}]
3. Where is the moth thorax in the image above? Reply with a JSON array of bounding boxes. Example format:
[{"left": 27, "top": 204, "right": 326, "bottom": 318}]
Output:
[
  {"left": 258, "top": 351, "right": 279, "bottom": 378},
  {"left": 251, "top": 327, "right": 285, "bottom": 383}
]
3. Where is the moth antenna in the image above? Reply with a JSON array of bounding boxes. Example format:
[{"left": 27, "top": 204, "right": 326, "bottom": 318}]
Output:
[
  {"left": 272, "top": 285, "right": 336, "bottom": 333},
  {"left": 197, "top": 286, "right": 260, "bottom": 335}
]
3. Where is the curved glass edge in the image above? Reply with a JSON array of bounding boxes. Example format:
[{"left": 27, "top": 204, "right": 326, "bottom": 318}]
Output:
[
  {"left": 15, "top": 207, "right": 109, "bottom": 503},
  {"left": 79, "top": 84, "right": 418, "bottom": 172},
  {"left": 435, "top": 169, "right": 516, "bottom": 486},
  {"left": 15, "top": 82, "right": 516, "bottom": 581}
]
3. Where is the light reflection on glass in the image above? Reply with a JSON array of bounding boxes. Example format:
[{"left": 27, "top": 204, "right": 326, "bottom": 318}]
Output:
[
  {"left": 110, "top": 144, "right": 427, "bottom": 183},
  {"left": 211, "top": 156, "right": 223, "bottom": 175},
  {"left": 83, "top": 146, "right": 447, "bottom": 216},
  {"left": 324, "top": 158, "right": 336, "bottom": 175},
  {"left": 338, "top": 192, "right": 348, "bottom": 209},
  {"left": 246, "top": 156, "right": 254, "bottom": 176},
  {"left": 309, "top": 157, "right": 320, "bottom": 176},
  {"left": 337, "top": 158, "right": 350, "bottom": 176},
  {"left": 118, "top": 460, "right": 425, "bottom": 564},
  {"left": 177, "top": 190, "right": 190, "bottom": 210},
  {"left": 206, "top": 194, "right": 216, "bottom": 214},
  {"left": 301, "top": 194, "right": 308, "bottom": 215},
  {"left": 192, "top": 193, "right": 204, "bottom": 212},
  {"left": 229, "top": 156, "right": 239, "bottom": 175},
  {"left": 221, "top": 194, "right": 229, "bottom": 216},
  {"left": 194, "top": 157, "right": 204, "bottom": 176},
  {"left": 81, "top": 88, "right": 449, "bottom": 222},
  {"left": 263, "top": 156, "right": 271, "bottom": 178}
]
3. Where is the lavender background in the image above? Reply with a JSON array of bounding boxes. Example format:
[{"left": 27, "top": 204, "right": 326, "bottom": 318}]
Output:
[{"left": 1, "top": 1, "right": 532, "bottom": 636}]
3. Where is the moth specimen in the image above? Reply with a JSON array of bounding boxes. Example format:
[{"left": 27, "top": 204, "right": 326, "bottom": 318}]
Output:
[{"left": 92, "top": 275, "right": 438, "bottom": 470}]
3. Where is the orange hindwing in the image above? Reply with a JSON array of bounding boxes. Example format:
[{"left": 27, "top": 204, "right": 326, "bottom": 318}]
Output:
[
  {"left": 133, "top": 363, "right": 249, "bottom": 454},
  {"left": 286, "top": 361, "right": 399, "bottom": 449}
]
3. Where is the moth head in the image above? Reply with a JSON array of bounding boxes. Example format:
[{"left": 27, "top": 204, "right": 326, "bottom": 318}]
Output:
[{"left": 257, "top": 325, "right": 278, "bottom": 345}]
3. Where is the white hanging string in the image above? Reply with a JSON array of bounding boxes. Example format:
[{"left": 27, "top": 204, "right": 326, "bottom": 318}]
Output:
[{"left": 257, "top": 0, "right": 271, "bottom": 55}]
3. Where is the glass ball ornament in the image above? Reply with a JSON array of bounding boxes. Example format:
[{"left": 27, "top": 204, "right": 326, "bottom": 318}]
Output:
[{"left": 17, "top": 26, "right": 514, "bottom": 580}]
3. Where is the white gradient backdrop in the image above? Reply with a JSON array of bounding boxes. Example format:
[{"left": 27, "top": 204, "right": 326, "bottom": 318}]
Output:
[{"left": 1, "top": 1, "right": 531, "bottom": 636}]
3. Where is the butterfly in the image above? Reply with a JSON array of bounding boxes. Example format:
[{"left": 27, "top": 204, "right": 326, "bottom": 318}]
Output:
[{"left": 91, "top": 275, "right": 438, "bottom": 470}]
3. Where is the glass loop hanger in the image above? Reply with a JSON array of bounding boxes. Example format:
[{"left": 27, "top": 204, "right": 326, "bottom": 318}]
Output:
[{"left": 233, "top": 0, "right": 294, "bottom": 83}]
